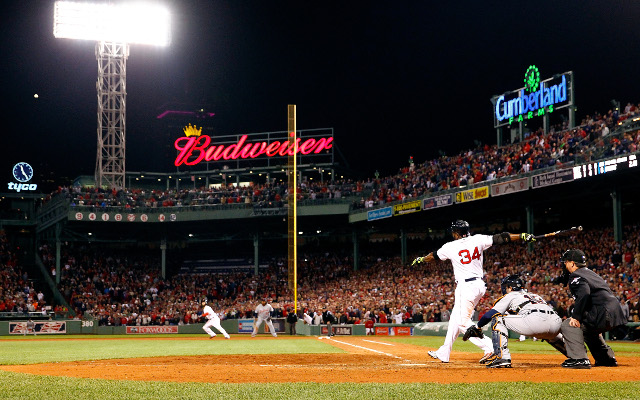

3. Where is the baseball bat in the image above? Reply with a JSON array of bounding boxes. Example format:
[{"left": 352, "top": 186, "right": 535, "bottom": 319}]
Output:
[{"left": 533, "top": 226, "right": 583, "bottom": 240}]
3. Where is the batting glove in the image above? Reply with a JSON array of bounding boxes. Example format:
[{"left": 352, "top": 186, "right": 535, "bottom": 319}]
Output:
[
  {"left": 520, "top": 233, "right": 536, "bottom": 242},
  {"left": 412, "top": 256, "right": 425, "bottom": 266}
]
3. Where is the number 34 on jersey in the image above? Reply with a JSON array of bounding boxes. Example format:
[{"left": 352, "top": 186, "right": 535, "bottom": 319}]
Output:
[{"left": 458, "top": 247, "right": 481, "bottom": 264}]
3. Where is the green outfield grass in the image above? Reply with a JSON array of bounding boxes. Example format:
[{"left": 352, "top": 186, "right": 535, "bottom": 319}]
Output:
[
  {"left": 0, "top": 335, "right": 343, "bottom": 365},
  {"left": 0, "top": 335, "right": 638, "bottom": 400},
  {"left": 0, "top": 372, "right": 639, "bottom": 400}
]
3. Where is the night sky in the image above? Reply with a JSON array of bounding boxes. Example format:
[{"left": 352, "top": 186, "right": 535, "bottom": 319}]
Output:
[{"left": 2, "top": 1, "right": 640, "bottom": 185}]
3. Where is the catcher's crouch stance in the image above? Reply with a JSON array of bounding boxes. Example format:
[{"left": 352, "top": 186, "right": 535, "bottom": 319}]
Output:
[{"left": 464, "top": 275, "right": 566, "bottom": 368}]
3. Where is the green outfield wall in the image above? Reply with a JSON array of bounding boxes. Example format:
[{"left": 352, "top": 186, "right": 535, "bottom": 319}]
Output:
[{"left": 3, "top": 320, "right": 638, "bottom": 338}]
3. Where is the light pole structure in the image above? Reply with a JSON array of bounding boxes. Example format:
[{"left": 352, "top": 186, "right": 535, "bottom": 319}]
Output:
[{"left": 53, "top": 1, "right": 171, "bottom": 189}]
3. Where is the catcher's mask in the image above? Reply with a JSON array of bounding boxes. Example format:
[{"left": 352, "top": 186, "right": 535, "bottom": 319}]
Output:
[
  {"left": 501, "top": 274, "right": 524, "bottom": 295},
  {"left": 450, "top": 220, "right": 470, "bottom": 238}
]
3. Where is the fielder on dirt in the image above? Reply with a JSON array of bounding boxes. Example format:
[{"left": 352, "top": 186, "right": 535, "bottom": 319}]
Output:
[{"left": 252, "top": 299, "right": 278, "bottom": 337}]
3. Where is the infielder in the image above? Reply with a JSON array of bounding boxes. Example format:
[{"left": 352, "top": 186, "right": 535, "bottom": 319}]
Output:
[
  {"left": 464, "top": 274, "right": 566, "bottom": 368},
  {"left": 412, "top": 220, "right": 535, "bottom": 363},
  {"left": 252, "top": 299, "right": 278, "bottom": 337},
  {"left": 201, "top": 298, "right": 230, "bottom": 339}
]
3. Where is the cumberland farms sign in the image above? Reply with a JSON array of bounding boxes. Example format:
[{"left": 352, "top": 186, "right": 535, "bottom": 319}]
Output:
[{"left": 174, "top": 124, "right": 334, "bottom": 167}]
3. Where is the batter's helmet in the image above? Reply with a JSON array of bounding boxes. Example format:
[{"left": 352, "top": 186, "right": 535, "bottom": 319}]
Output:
[
  {"left": 501, "top": 274, "right": 524, "bottom": 295},
  {"left": 200, "top": 298, "right": 208, "bottom": 307},
  {"left": 561, "top": 249, "right": 586, "bottom": 267},
  {"left": 450, "top": 220, "right": 470, "bottom": 238}
]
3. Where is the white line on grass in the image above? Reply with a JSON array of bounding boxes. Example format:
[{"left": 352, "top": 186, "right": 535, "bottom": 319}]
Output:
[
  {"left": 329, "top": 338, "right": 404, "bottom": 360},
  {"left": 362, "top": 339, "right": 394, "bottom": 346}
]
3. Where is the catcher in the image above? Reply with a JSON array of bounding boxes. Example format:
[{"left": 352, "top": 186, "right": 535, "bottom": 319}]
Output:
[{"left": 464, "top": 274, "right": 566, "bottom": 368}]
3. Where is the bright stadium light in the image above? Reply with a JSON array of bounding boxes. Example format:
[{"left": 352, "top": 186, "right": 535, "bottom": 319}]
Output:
[
  {"left": 53, "top": 1, "right": 171, "bottom": 189},
  {"left": 53, "top": 1, "right": 171, "bottom": 46}
]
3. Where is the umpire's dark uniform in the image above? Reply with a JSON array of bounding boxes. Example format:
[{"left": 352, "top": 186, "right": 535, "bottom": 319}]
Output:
[
  {"left": 560, "top": 249, "right": 626, "bottom": 368},
  {"left": 322, "top": 309, "right": 335, "bottom": 337}
]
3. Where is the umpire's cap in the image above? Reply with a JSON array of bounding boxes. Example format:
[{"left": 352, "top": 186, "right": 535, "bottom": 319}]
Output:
[
  {"left": 450, "top": 220, "right": 470, "bottom": 237},
  {"left": 561, "top": 249, "right": 587, "bottom": 267},
  {"left": 501, "top": 274, "right": 524, "bottom": 295}
]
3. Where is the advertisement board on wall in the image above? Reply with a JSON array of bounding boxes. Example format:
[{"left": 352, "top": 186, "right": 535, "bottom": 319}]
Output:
[
  {"left": 490, "top": 177, "right": 528, "bottom": 197},
  {"left": 9, "top": 321, "right": 66, "bottom": 335},
  {"left": 392, "top": 200, "right": 421, "bottom": 216},
  {"left": 126, "top": 326, "right": 178, "bottom": 334},
  {"left": 455, "top": 186, "right": 489, "bottom": 203},
  {"left": 423, "top": 194, "right": 454, "bottom": 210}
]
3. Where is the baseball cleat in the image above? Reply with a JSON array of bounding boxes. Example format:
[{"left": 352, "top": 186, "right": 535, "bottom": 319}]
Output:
[
  {"left": 594, "top": 358, "right": 617, "bottom": 367},
  {"left": 561, "top": 358, "right": 591, "bottom": 369},
  {"left": 486, "top": 358, "right": 512, "bottom": 368},
  {"left": 479, "top": 352, "right": 495, "bottom": 364},
  {"left": 209, "top": 335, "right": 216, "bottom": 339},
  {"left": 428, "top": 351, "right": 448, "bottom": 363}
]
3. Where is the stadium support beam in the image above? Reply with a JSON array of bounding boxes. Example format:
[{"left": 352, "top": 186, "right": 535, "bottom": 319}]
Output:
[
  {"left": 400, "top": 228, "right": 407, "bottom": 265},
  {"left": 160, "top": 238, "right": 167, "bottom": 279},
  {"left": 526, "top": 205, "right": 534, "bottom": 252},
  {"left": 55, "top": 224, "right": 62, "bottom": 285},
  {"left": 253, "top": 233, "right": 259, "bottom": 275},
  {"left": 352, "top": 229, "right": 359, "bottom": 271},
  {"left": 611, "top": 187, "right": 622, "bottom": 243}
]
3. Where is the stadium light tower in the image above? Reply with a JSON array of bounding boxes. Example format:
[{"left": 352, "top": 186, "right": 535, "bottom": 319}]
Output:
[{"left": 53, "top": 1, "right": 171, "bottom": 189}]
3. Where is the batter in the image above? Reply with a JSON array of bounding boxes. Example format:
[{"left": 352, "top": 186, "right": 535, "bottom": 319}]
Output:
[{"left": 412, "top": 219, "right": 535, "bottom": 363}]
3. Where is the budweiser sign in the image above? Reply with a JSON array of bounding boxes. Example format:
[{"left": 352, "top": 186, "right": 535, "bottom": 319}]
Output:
[{"left": 174, "top": 133, "right": 333, "bottom": 166}]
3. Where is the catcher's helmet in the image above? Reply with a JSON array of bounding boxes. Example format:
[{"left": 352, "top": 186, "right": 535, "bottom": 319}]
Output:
[
  {"left": 501, "top": 274, "right": 524, "bottom": 295},
  {"left": 561, "top": 249, "right": 586, "bottom": 267},
  {"left": 450, "top": 220, "right": 470, "bottom": 238}
]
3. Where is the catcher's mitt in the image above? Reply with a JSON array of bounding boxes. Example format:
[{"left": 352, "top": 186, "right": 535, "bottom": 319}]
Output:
[{"left": 463, "top": 325, "right": 484, "bottom": 341}]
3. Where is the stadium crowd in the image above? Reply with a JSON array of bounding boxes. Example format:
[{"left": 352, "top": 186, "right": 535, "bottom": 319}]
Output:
[
  {"left": 17, "top": 101, "right": 640, "bottom": 339},
  {"left": 42, "top": 103, "right": 640, "bottom": 211},
  {"left": 36, "top": 224, "right": 640, "bottom": 340},
  {"left": 0, "top": 230, "right": 48, "bottom": 316}
]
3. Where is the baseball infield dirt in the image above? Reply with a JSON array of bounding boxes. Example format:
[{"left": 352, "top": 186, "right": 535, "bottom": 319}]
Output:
[{"left": 2, "top": 336, "right": 638, "bottom": 383}]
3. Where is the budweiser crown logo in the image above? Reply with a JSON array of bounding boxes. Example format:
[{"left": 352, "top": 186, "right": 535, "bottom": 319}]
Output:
[{"left": 183, "top": 123, "right": 202, "bottom": 137}]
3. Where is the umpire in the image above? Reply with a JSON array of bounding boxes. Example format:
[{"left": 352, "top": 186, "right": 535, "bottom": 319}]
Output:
[{"left": 560, "top": 249, "right": 626, "bottom": 369}]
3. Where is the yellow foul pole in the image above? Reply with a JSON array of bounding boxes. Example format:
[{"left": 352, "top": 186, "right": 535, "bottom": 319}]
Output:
[{"left": 287, "top": 105, "right": 297, "bottom": 313}]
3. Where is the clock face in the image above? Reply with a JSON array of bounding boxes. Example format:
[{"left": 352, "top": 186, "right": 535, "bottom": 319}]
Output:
[{"left": 12, "top": 162, "right": 34, "bottom": 182}]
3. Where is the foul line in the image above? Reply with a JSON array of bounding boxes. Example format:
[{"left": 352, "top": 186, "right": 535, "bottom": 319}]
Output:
[
  {"left": 362, "top": 339, "right": 394, "bottom": 346},
  {"left": 329, "top": 338, "right": 404, "bottom": 360}
]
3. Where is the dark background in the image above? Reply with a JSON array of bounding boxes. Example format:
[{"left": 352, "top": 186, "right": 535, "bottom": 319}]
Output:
[{"left": 2, "top": 0, "right": 640, "bottom": 184}]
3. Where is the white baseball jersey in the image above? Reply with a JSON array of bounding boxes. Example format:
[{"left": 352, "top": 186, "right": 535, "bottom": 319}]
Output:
[
  {"left": 255, "top": 303, "right": 274, "bottom": 319},
  {"left": 436, "top": 234, "right": 493, "bottom": 282},
  {"left": 202, "top": 305, "right": 219, "bottom": 320},
  {"left": 202, "top": 305, "right": 230, "bottom": 339},
  {"left": 303, "top": 312, "right": 313, "bottom": 325},
  {"left": 431, "top": 233, "right": 494, "bottom": 362}
]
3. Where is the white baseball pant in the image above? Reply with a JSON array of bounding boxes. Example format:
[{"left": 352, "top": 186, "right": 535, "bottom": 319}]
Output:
[
  {"left": 252, "top": 317, "right": 277, "bottom": 337},
  {"left": 433, "top": 279, "right": 493, "bottom": 362},
  {"left": 203, "top": 317, "right": 230, "bottom": 339}
]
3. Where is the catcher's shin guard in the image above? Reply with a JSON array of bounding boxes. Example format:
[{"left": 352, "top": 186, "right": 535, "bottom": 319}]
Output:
[{"left": 491, "top": 315, "right": 510, "bottom": 360}]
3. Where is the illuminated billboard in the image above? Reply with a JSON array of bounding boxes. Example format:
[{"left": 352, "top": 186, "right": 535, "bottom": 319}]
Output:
[{"left": 491, "top": 66, "right": 573, "bottom": 128}]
